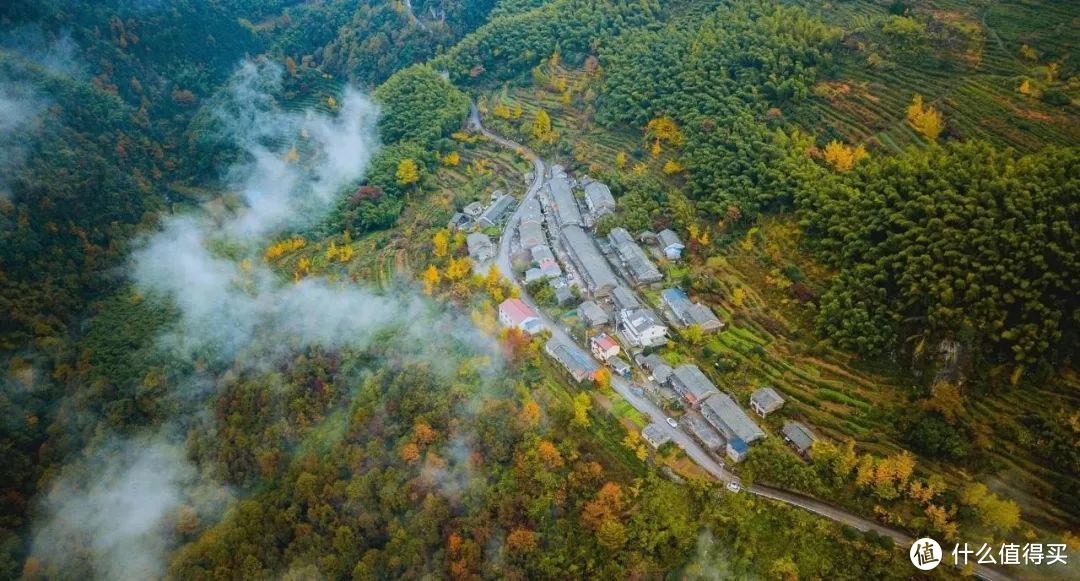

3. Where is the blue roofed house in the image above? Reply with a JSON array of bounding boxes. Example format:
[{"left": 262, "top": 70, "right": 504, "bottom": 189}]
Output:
[{"left": 726, "top": 438, "right": 749, "bottom": 463}]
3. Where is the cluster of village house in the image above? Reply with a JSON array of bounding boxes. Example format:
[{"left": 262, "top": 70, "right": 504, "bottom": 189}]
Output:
[{"left": 457, "top": 167, "right": 818, "bottom": 464}]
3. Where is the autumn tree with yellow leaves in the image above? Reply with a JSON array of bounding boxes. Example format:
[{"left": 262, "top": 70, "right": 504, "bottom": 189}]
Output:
[
  {"left": 662, "top": 159, "right": 685, "bottom": 175},
  {"left": 572, "top": 392, "right": 591, "bottom": 428},
  {"left": 396, "top": 157, "right": 420, "bottom": 186},
  {"left": 265, "top": 236, "right": 307, "bottom": 261},
  {"left": 432, "top": 230, "right": 449, "bottom": 258},
  {"left": 822, "top": 140, "right": 868, "bottom": 172},
  {"left": 441, "top": 151, "right": 460, "bottom": 167},
  {"left": 645, "top": 116, "right": 684, "bottom": 147},
  {"left": 422, "top": 264, "right": 441, "bottom": 295},
  {"left": 906, "top": 94, "right": 944, "bottom": 141},
  {"left": 532, "top": 108, "right": 555, "bottom": 144},
  {"left": 444, "top": 256, "right": 472, "bottom": 282}
]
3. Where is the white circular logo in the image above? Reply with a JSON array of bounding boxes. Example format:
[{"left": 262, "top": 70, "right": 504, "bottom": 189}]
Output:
[{"left": 909, "top": 537, "right": 942, "bottom": 571}]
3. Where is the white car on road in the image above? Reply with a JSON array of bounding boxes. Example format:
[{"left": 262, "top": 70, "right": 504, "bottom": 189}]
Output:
[
  {"left": 726, "top": 482, "right": 741, "bottom": 493},
  {"left": 665, "top": 417, "right": 678, "bottom": 428}
]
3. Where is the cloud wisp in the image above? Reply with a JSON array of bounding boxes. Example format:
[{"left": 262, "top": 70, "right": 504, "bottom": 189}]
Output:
[
  {"left": 30, "top": 436, "right": 223, "bottom": 581},
  {"left": 30, "top": 59, "right": 502, "bottom": 579}
]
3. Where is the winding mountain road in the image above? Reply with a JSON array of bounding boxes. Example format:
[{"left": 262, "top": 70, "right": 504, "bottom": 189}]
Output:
[{"left": 467, "top": 104, "right": 1011, "bottom": 581}]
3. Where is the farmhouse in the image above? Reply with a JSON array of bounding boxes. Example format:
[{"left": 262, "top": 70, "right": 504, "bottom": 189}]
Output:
[
  {"left": 661, "top": 288, "right": 724, "bottom": 332},
  {"left": 466, "top": 232, "right": 495, "bottom": 262},
  {"left": 498, "top": 298, "right": 544, "bottom": 335},
  {"left": 608, "top": 356, "right": 631, "bottom": 378},
  {"left": 590, "top": 333, "right": 621, "bottom": 360},
  {"left": 448, "top": 212, "right": 473, "bottom": 231},
  {"left": 478, "top": 193, "right": 514, "bottom": 227},
  {"left": 639, "top": 353, "right": 673, "bottom": 384},
  {"left": 545, "top": 339, "right": 599, "bottom": 383},
  {"left": 549, "top": 277, "right": 573, "bottom": 304},
  {"left": 641, "top": 423, "right": 671, "bottom": 448},
  {"left": 782, "top": 422, "right": 818, "bottom": 457},
  {"left": 685, "top": 415, "right": 725, "bottom": 452},
  {"left": 608, "top": 227, "right": 662, "bottom": 285},
  {"left": 700, "top": 393, "right": 765, "bottom": 460},
  {"left": 531, "top": 245, "right": 562, "bottom": 279},
  {"left": 578, "top": 300, "right": 610, "bottom": 328},
  {"left": 726, "top": 438, "right": 749, "bottom": 463},
  {"left": 582, "top": 177, "right": 616, "bottom": 219},
  {"left": 749, "top": 387, "right": 785, "bottom": 417},
  {"left": 657, "top": 229, "right": 685, "bottom": 260},
  {"left": 463, "top": 201, "right": 484, "bottom": 218},
  {"left": 519, "top": 220, "right": 544, "bottom": 250},
  {"left": 560, "top": 225, "right": 618, "bottom": 296},
  {"left": 669, "top": 364, "right": 721, "bottom": 407},
  {"left": 612, "top": 285, "right": 641, "bottom": 311},
  {"left": 618, "top": 307, "right": 668, "bottom": 348},
  {"left": 547, "top": 175, "right": 582, "bottom": 228}
]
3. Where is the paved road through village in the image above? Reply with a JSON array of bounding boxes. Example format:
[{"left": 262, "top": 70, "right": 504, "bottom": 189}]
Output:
[{"left": 467, "top": 104, "right": 1011, "bottom": 581}]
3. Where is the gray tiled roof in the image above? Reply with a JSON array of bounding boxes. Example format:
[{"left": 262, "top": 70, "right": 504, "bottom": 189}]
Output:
[
  {"left": 622, "top": 307, "right": 664, "bottom": 336},
  {"left": 782, "top": 421, "right": 817, "bottom": 452},
  {"left": 685, "top": 415, "right": 724, "bottom": 451},
  {"left": 662, "top": 288, "right": 723, "bottom": 330},
  {"left": 548, "top": 176, "right": 582, "bottom": 227},
  {"left": 519, "top": 220, "right": 545, "bottom": 250},
  {"left": 579, "top": 300, "right": 609, "bottom": 326},
  {"left": 519, "top": 197, "right": 544, "bottom": 225},
  {"left": 751, "top": 387, "right": 785, "bottom": 413},
  {"left": 671, "top": 364, "right": 721, "bottom": 402},
  {"left": 642, "top": 423, "right": 671, "bottom": 447},
  {"left": 545, "top": 339, "right": 599, "bottom": 382},
  {"left": 561, "top": 225, "right": 618, "bottom": 295},
  {"left": 583, "top": 180, "right": 615, "bottom": 216},
  {"left": 658, "top": 229, "right": 683, "bottom": 249},
  {"left": 479, "top": 194, "right": 514, "bottom": 226},
  {"left": 612, "top": 285, "right": 641, "bottom": 310},
  {"left": 701, "top": 393, "right": 765, "bottom": 444},
  {"left": 609, "top": 227, "right": 662, "bottom": 284}
]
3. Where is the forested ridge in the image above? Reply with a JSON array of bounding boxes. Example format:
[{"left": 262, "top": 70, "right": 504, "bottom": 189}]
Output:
[
  {"left": 799, "top": 142, "right": 1079, "bottom": 370},
  {"left": 1, "top": 0, "right": 1078, "bottom": 578}
]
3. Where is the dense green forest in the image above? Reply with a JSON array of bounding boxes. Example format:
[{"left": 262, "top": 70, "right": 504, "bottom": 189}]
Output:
[
  {"left": 799, "top": 142, "right": 1079, "bottom": 371},
  {"left": 1, "top": 0, "right": 1078, "bottom": 578}
]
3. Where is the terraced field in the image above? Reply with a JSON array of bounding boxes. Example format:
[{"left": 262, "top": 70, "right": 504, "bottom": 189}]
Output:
[
  {"left": 478, "top": 66, "right": 644, "bottom": 172},
  {"left": 676, "top": 216, "right": 1080, "bottom": 531},
  {"left": 789, "top": 0, "right": 1079, "bottom": 153}
]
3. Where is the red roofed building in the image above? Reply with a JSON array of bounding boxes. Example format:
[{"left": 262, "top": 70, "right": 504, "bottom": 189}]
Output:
[
  {"left": 498, "top": 299, "right": 544, "bottom": 335},
  {"left": 590, "top": 333, "right": 621, "bottom": 361}
]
